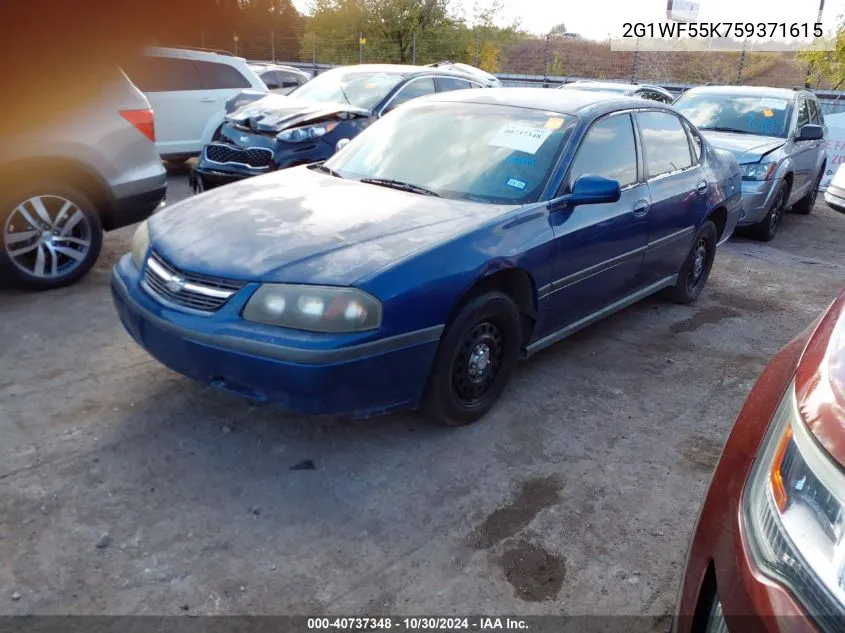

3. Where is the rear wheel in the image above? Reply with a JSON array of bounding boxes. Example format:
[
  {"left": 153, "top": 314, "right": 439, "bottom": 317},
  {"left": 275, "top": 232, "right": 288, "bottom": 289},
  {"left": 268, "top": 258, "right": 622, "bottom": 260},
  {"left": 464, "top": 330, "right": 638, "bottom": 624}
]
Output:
[
  {"left": 0, "top": 184, "right": 103, "bottom": 290},
  {"left": 422, "top": 292, "right": 521, "bottom": 426},
  {"left": 750, "top": 181, "right": 787, "bottom": 241},
  {"left": 792, "top": 169, "right": 822, "bottom": 215},
  {"left": 666, "top": 221, "right": 717, "bottom": 305}
]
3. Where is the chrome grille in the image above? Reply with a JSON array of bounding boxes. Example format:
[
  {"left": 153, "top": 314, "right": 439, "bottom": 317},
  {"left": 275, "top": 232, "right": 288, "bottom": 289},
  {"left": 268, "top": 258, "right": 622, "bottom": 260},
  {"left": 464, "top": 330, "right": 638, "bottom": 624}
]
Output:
[
  {"left": 142, "top": 252, "right": 244, "bottom": 313},
  {"left": 204, "top": 143, "right": 273, "bottom": 169}
]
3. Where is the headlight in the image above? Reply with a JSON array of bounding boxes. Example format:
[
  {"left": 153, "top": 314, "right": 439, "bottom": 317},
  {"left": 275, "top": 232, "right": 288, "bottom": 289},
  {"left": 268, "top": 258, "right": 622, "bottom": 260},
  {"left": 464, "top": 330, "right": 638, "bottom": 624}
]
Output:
[
  {"left": 743, "top": 381, "right": 845, "bottom": 621},
  {"left": 276, "top": 121, "right": 339, "bottom": 143},
  {"left": 741, "top": 162, "right": 777, "bottom": 181},
  {"left": 242, "top": 284, "right": 382, "bottom": 332},
  {"left": 130, "top": 221, "right": 150, "bottom": 269}
]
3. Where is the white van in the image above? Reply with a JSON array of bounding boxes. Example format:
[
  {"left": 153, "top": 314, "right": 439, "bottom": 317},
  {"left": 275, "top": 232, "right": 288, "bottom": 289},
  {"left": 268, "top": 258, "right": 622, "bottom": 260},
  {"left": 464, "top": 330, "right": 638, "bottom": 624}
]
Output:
[{"left": 123, "top": 47, "right": 268, "bottom": 162}]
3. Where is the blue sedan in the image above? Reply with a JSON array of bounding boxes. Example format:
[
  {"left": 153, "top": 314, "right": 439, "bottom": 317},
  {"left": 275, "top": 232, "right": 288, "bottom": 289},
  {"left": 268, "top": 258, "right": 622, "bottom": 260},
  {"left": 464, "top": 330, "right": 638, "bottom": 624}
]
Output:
[{"left": 111, "top": 88, "right": 742, "bottom": 426}]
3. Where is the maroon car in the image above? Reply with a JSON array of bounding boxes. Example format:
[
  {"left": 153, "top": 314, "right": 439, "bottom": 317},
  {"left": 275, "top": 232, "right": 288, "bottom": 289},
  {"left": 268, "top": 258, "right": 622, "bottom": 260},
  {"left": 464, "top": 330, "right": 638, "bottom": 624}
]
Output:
[{"left": 674, "top": 290, "right": 845, "bottom": 633}]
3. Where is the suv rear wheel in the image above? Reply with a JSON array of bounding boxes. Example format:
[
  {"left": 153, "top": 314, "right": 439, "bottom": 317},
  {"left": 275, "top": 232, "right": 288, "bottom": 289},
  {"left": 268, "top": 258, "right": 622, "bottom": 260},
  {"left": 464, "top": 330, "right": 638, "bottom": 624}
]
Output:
[{"left": 0, "top": 184, "right": 103, "bottom": 290}]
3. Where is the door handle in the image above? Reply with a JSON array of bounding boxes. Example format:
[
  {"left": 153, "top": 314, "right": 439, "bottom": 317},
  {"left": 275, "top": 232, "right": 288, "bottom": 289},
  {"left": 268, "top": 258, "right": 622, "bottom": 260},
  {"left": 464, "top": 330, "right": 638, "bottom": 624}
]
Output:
[
  {"left": 696, "top": 180, "right": 708, "bottom": 194},
  {"left": 632, "top": 200, "right": 650, "bottom": 216},
  {"left": 199, "top": 97, "right": 216, "bottom": 103}
]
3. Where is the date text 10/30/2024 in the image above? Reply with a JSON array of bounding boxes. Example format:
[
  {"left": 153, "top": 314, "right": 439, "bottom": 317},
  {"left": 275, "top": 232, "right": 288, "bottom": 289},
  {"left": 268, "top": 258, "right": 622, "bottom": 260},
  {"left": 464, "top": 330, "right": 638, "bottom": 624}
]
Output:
[{"left": 306, "top": 617, "right": 530, "bottom": 630}]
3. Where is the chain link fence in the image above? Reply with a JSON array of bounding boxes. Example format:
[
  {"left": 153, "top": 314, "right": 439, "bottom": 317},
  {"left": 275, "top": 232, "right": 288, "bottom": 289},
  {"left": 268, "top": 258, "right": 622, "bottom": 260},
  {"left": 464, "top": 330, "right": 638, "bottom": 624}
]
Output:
[{"left": 167, "top": 29, "right": 845, "bottom": 110}]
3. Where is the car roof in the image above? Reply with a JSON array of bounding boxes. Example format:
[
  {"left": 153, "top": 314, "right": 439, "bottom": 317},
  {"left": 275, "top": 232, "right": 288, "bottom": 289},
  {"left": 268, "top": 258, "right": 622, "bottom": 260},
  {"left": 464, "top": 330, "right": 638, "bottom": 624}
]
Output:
[
  {"left": 322, "top": 63, "right": 481, "bottom": 80},
  {"left": 680, "top": 85, "right": 806, "bottom": 99},
  {"left": 424, "top": 87, "right": 663, "bottom": 116},
  {"left": 563, "top": 81, "right": 634, "bottom": 92},
  {"left": 147, "top": 46, "right": 246, "bottom": 63}
]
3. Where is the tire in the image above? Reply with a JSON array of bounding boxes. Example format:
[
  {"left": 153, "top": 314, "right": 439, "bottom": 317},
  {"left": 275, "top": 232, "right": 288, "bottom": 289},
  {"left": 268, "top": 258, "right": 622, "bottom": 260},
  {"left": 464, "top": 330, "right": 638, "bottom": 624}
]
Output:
[
  {"left": 0, "top": 184, "right": 103, "bottom": 290},
  {"left": 666, "top": 220, "right": 717, "bottom": 305},
  {"left": 750, "top": 181, "right": 787, "bottom": 241},
  {"left": 422, "top": 291, "right": 521, "bottom": 426},
  {"left": 792, "top": 169, "right": 822, "bottom": 215}
]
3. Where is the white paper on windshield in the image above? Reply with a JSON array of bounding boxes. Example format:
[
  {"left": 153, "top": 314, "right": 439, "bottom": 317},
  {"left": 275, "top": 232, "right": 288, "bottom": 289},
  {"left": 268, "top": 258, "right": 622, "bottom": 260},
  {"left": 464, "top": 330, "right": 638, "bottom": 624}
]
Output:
[
  {"left": 488, "top": 125, "right": 553, "bottom": 154},
  {"left": 759, "top": 98, "right": 788, "bottom": 110}
]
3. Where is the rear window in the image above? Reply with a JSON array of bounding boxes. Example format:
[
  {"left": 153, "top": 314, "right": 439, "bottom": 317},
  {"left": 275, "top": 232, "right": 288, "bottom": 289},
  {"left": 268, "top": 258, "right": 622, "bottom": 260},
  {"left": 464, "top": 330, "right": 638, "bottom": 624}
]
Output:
[
  {"left": 123, "top": 56, "right": 203, "bottom": 92},
  {"left": 195, "top": 60, "right": 252, "bottom": 90}
]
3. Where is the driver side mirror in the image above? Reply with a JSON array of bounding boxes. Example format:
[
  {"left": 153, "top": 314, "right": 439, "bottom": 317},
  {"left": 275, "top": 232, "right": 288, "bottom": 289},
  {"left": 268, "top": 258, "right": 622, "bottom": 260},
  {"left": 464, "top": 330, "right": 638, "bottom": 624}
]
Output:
[
  {"left": 550, "top": 175, "right": 621, "bottom": 211},
  {"left": 796, "top": 124, "right": 824, "bottom": 141}
]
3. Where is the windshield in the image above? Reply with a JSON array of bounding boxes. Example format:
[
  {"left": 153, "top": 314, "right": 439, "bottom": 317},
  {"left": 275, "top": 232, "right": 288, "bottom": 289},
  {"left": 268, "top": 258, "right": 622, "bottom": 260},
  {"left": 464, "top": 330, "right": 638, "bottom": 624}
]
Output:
[
  {"left": 289, "top": 68, "right": 405, "bottom": 111},
  {"left": 674, "top": 92, "right": 794, "bottom": 138},
  {"left": 325, "top": 102, "right": 577, "bottom": 204}
]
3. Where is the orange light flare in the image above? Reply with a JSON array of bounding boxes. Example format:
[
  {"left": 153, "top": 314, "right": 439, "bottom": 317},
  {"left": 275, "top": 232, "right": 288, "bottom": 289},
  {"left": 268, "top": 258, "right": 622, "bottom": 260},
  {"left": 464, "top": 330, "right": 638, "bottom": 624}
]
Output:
[
  {"left": 770, "top": 427, "right": 795, "bottom": 513},
  {"left": 0, "top": 0, "right": 215, "bottom": 138}
]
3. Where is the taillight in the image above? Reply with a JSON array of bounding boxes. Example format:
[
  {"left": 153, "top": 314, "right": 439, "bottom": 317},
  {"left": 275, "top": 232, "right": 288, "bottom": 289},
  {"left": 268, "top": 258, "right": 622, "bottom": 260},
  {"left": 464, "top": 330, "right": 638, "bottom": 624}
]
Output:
[{"left": 120, "top": 109, "right": 156, "bottom": 143}]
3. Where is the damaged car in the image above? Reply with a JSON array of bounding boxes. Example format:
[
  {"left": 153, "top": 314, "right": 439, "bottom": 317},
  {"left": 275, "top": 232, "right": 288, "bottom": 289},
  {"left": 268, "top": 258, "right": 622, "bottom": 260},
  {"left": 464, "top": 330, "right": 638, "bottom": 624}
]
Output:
[
  {"left": 190, "top": 64, "right": 489, "bottom": 192},
  {"left": 674, "top": 86, "right": 827, "bottom": 241}
]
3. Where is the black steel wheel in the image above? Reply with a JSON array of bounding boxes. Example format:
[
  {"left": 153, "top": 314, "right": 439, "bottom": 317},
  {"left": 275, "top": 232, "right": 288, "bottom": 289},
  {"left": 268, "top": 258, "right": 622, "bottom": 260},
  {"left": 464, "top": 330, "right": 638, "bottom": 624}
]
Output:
[
  {"left": 666, "top": 220, "right": 717, "bottom": 305},
  {"left": 423, "top": 291, "right": 521, "bottom": 426}
]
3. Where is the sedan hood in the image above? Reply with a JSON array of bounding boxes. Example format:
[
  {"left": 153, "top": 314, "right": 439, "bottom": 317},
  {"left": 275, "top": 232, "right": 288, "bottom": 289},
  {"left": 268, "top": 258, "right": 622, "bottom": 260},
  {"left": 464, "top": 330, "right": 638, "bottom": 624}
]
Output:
[
  {"left": 699, "top": 130, "right": 785, "bottom": 164},
  {"left": 226, "top": 95, "right": 370, "bottom": 134},
  {"left": 148, "top": 168, "right": 514, "bottom": 285}
]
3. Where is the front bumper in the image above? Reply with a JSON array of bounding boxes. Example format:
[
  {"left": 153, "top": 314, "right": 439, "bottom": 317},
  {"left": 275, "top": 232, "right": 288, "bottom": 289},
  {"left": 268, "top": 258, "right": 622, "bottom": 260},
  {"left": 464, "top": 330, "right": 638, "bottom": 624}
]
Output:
[
  {"left": 110, "top": 254, "right": 441, "bottom": 417},
  {"left": 824, "top": 184, "right": 845, "bottom": 214},
  {"left": 106, "top": 184, "right": 167, "bottom": 231},
  {"left": 737, "top": 178, "right": 781, "bottom": 226}
]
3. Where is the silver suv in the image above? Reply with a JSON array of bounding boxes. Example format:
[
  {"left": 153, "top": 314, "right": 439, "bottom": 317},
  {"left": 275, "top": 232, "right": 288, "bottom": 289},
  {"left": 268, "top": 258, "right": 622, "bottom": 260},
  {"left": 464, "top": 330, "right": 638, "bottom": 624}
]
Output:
[
  {"left": 675, "top": 86, "right": 827, "bottom": 241},
  {"left": 0, "top": 69, "right": 166, "bottom": 289}
]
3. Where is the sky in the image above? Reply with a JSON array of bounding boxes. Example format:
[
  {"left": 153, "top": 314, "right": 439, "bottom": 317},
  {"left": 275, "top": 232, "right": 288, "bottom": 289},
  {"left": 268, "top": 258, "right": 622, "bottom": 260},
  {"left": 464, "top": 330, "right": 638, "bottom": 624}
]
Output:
[{"left": 291, "top": 0, "right": 845, "bottom": 40}]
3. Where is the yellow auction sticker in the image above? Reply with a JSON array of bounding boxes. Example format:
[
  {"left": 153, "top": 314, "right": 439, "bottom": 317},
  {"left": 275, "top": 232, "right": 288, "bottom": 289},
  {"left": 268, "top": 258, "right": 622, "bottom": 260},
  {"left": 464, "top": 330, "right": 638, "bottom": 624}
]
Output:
[
  {"left": 544, "top": 117, "right": 564, "bottom": 130},
  {"left": 763, "top": 109, "right": 774, "bottom": 117}
]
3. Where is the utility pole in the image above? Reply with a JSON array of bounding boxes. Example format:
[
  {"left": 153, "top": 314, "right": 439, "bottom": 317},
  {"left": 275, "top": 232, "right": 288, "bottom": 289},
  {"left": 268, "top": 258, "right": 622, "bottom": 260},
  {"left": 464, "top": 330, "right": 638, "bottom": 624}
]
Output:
[
  {"left": 474, "top": 31, "right": 480, "bottom": 67},
  {"left": 359, "top": 31, "right": 363, "bottom": 63},
  {"left": 806, "top": 0, "right": 826, "bottom": 87},
  {"left": 630, "top": 45, "right": 637, "bottom": 84},
  {"left": 736, "top": 38, "right": 747, "bottom": 85},
  {"left": 412, "top": 31, "right": 417, "bottom": 65},
  {"left": 543, "top": 33, "right": 550, "bottom": 87},
  {"left": 270, "top": 30, "right": 275, "bottom": 61},
  {"left": 312, "top": 32, "right": 317, "bottom": 74}
]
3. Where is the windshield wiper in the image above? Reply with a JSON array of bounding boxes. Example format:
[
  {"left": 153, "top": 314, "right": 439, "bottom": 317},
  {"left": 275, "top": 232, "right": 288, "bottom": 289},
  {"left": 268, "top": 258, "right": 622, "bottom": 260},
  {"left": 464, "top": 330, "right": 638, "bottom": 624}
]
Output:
[
  {"left": 311, "top": 163, "right": 343, "bottom": 178},
  {"left": 336, "top": 84, "right": 352, "bottom": 105},
  {"left": 359, "top": 178, "right": 442, "bottom": 197},
  {"left": 699, "top": 126, "right": 755, "bottom": 135}
]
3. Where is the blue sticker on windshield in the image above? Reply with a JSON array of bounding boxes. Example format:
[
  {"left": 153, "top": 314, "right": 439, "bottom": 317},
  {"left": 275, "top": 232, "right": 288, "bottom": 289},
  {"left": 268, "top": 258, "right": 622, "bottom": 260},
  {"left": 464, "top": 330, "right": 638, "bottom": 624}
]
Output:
[
  {"left": 507, "top": 156, "right": 537, "bottom": 166},
  {"left": 506, "top": 178, "right": 527, "bottom": 190}
]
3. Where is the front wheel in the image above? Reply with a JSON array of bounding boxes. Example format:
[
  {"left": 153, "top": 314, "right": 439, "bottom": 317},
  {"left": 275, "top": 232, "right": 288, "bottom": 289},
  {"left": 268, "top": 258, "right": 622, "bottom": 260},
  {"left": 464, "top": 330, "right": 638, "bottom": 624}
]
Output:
[
  {"left": 750, "top": 181, "right": 787, "bottom": 241},
  {"left": 0, "top": 185, "right": 103, "bottom": 290},
  {"left": 792, "top": 169, "right": 822, "bottom": 215},
  {"left": 422, "top": 292, "right": 521, "bottom": 426},
  {"left": 665, "top": 220, "right": 717, "bottom": 305}
]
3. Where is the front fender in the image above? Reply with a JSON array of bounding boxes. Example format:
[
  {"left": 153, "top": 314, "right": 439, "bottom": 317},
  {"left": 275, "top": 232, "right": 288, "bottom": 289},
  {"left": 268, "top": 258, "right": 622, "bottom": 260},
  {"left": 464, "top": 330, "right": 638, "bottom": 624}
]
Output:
[{"left": 199, "top": 110, "right": 227, "bottom": 148}]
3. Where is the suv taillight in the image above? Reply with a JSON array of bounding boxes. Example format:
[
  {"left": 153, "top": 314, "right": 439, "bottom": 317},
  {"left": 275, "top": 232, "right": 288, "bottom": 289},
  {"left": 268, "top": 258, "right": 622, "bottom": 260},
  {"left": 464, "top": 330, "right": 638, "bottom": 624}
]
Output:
[{"left": 120, "top": 109, "right": 156, "bottom": 142}]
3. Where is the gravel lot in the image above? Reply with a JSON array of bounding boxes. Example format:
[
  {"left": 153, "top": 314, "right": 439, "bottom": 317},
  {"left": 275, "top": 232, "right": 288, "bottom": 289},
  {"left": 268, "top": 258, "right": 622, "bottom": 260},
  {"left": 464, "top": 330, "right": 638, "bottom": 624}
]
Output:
[{"left": 2, "top": 166, "right": 844, "bottom": 620}]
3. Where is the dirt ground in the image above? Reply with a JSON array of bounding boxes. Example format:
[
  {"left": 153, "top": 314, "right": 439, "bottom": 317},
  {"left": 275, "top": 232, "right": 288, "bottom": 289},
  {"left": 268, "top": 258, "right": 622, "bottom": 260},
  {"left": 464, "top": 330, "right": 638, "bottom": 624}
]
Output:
[{"left": 2, "top": 170, "right": 844, "bottom": 621}]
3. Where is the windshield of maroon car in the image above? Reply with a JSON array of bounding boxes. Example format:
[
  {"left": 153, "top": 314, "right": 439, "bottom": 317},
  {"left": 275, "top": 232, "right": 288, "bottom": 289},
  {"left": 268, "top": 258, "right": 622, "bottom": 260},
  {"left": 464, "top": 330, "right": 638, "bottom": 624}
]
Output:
[
  {"left": 325, "top": 102, "right": 577, "bottom": 204},
  {"left": 290, "top": 69, "right": 406, "bottom": 110},
  {"left": 674, "top": 92, "right": 794, "bottom": 138}
]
